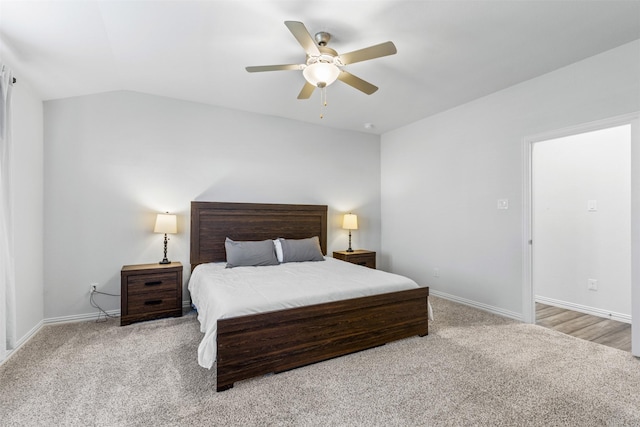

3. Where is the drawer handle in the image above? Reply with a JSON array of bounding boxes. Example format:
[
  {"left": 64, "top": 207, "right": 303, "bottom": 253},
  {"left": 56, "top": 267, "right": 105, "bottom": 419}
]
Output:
[
  {"left": 144, "top": 299, "right": 163, "bottom": 306},
  {"left": 357, "top": 261, "right": 367, "bottom": 265},
  {"left": 145, "top": 281, "right": 163, "bottom": 286}
]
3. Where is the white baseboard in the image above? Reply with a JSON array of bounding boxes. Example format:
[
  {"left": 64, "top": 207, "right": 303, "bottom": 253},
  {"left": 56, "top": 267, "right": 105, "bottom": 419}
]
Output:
[
  {"left": 535, "top": 295, "right": 631, "bottom": 324},
  {"left": 1, "top": 300, "right": 194, "bottom": 367},
  {"left": 44, "top": 300, "right": 193, "bottom": 325},
  {"left": 430, "top": 289, "right": 524, "bottom": 322},
  {"left": 44, "top": 309, "right": 121, "bottom": 325},
  {"left": 0, "top": 319, "right": 44, "bottom": 367}
]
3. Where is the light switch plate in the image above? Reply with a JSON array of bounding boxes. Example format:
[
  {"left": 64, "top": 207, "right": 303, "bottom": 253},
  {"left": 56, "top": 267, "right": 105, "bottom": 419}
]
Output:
[{"left": 497, "top": 199, "right": 509, "bottom": 210}]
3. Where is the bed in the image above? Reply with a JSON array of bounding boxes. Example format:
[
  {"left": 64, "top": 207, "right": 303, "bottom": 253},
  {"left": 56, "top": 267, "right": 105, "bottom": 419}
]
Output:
[{"left": 189, "top": 201, "right": 430, "bottom": 391}]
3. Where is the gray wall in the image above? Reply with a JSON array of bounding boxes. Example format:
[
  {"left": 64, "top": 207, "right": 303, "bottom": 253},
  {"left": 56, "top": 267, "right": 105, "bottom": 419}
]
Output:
[
  {"left": 43, "top": 91, "right": 381, "bottom": 320},
  {"left": 11, "top": 74, "right": 44, "bottom": 344},
  {"left": 380, "top": 40, "right": 640, "bottom": 320}
]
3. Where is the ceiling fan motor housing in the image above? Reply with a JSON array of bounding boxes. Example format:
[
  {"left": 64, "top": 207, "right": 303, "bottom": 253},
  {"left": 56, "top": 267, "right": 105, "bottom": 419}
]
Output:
[{"left": 306, "top": 47, "right": 341, "bottom": 66}]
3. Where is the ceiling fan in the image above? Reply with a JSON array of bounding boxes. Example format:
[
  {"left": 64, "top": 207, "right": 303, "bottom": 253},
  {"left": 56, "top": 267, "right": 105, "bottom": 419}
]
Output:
[{"left": 246, "top": 21, "right": 397, "bottom": 101}]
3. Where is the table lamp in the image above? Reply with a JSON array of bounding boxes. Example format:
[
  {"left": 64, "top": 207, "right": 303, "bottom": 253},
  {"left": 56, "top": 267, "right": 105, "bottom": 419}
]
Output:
[
  {"left": 154, "top": 212, "right": 177, "bottom": 264},
  {"left": 342, "top": 213, "right": 358, "bottom": 253}
]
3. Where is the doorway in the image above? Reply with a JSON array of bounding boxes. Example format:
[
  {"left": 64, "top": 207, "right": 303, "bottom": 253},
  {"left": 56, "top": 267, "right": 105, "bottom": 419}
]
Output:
[{"left": 522, "top": 113, "right": 640, "bottom": 357}]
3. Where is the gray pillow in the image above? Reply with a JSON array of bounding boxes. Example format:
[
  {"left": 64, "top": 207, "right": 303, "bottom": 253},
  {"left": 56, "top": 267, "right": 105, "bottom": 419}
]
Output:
[
  {"left": 279, "top": 236, "right": 325, "bottom": 263},
  {"left": 225, "top": 238, "right": 279, "bottom": 268}
]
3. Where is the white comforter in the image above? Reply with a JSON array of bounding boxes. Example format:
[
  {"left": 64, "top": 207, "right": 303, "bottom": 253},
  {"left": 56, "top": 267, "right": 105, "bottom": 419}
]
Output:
[{"left": 189, "top": 257, "right": 432, "bottom": 369}]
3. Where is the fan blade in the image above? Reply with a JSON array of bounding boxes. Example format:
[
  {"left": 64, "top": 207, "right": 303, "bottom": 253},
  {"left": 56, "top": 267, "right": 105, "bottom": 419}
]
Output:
[
  {"left": 339, "top": 41, "right": 397, "bottom": 65},
  {"left": 246, "top": 64, "right": 302, "bottom": 72},
  {"left": 285, "top": 21, "right": 321, "bottom": 56},
  {"left": 337, "top": 71, "right": 379, "bottom": 95},
  {"left": 297, "top": 82, "right": 316, "bottom": 99}
]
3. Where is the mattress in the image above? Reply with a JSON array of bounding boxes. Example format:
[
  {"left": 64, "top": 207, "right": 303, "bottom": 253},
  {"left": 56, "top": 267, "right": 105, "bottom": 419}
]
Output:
[{"left": 189, "top": 256, "right": 432, "bottom": 369}]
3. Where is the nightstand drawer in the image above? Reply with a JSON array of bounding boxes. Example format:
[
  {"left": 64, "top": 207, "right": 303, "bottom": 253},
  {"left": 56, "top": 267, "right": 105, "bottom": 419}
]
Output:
[
  {"left": 127, "top": 290, "right": 178, "bottom": 315},
  {"left": 346, "top": 254, "right": 375, "bottom": 268},
  {"left": 127, "top": 272, "right": 179, "bottom": 294}
]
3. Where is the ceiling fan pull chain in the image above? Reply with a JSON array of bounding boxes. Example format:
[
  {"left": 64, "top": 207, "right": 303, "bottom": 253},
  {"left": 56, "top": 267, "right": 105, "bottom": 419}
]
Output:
[{"left": 320, "top": 86, "right": 327, "bottom": 119}]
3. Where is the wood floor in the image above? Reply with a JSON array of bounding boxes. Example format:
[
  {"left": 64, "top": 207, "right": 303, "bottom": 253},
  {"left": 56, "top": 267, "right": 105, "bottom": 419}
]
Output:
[{"left": 536, "top": 303, "right": 631, "bottom": 352}]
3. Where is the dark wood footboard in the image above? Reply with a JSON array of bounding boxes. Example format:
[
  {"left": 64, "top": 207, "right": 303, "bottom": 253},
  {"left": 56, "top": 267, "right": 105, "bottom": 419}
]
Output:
[{"left": 216, "top": 286, "right": 429, "bottom": 391}]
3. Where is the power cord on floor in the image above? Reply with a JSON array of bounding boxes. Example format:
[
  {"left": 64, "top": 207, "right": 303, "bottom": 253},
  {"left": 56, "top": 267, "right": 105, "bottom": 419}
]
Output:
[{"left": 90, "top": 289, "right": 120, "bottom": 323}]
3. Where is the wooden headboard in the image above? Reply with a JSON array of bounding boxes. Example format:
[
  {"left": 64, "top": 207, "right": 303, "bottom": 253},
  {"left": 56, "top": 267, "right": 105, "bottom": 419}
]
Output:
[{"left": 190, "top": 201, "right": 328, "bottom": 270}]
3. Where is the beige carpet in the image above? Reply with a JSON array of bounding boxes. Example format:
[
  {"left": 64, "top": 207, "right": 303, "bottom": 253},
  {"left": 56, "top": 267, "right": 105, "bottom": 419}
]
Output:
[{"left": 1, "top": 296, "right": 639, "bottom": 426}]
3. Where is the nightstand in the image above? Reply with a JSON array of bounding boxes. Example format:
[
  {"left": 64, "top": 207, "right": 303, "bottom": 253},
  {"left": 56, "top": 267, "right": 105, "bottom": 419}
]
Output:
[
  {"left": 120, "top": 262, "right": 183, "bottom": 326},
  {"left": 333, "top": 250, "right": 376, "bottom": 269}
]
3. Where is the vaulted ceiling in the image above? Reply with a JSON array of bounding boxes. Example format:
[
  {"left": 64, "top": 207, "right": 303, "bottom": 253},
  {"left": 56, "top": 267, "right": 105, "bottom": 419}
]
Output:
[{"left": 1, "top": 1, "right": 639, "bottom": 134}]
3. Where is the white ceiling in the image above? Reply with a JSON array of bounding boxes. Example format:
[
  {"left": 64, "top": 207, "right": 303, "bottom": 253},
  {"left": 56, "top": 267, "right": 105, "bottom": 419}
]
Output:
[{"left": 1, "top": 1, "right": 639, "bottom": 134}]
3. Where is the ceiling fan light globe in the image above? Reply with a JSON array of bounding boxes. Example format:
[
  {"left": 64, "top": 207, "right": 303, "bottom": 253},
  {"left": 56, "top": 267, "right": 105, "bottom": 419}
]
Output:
[{"left": 303, "top": 62, "right": 340, "bottom": 88}]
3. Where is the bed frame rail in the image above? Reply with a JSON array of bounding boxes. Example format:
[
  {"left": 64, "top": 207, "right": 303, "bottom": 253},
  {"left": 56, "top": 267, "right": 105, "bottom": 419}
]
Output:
[{"left": 216, "top": 286, "right": 429, "bottom": 391}]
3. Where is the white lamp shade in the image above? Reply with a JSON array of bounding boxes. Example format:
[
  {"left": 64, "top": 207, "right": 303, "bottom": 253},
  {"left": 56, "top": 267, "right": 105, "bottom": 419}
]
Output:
[
  {"left": 303, "top": 62, "right": 340, "bottom": 87},
  {"left": 154, "top": 213, "right": 177, "bottom": 234},
  {"left": 342, "top": 214, "right": 358, "bottom": 230}
]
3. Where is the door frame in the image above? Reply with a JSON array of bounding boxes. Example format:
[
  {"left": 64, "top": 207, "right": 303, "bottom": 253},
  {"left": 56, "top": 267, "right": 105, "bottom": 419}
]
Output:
[{"left": 521, "top": 112, "right": 640, "bottom": 356}]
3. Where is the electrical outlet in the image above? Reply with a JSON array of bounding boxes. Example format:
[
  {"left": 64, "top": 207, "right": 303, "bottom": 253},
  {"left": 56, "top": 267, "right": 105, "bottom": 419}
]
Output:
[
  {"left": 89, "top": 283, "right": 98, "bottom": 294},
  {"left": 433, "top": 268, "right": 440, "bottom": 278},
  {"left": 587, "top": 279, "right": 598, "bottom": 291}
]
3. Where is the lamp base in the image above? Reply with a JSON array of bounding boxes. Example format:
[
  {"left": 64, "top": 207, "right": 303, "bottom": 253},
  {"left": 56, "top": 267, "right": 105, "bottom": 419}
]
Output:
[
  {"left": 346, "top": 248, "right": 354, "bottom": 253},
  {"left": 159, "top": 234, "right": 171, "bottom": 265}
]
